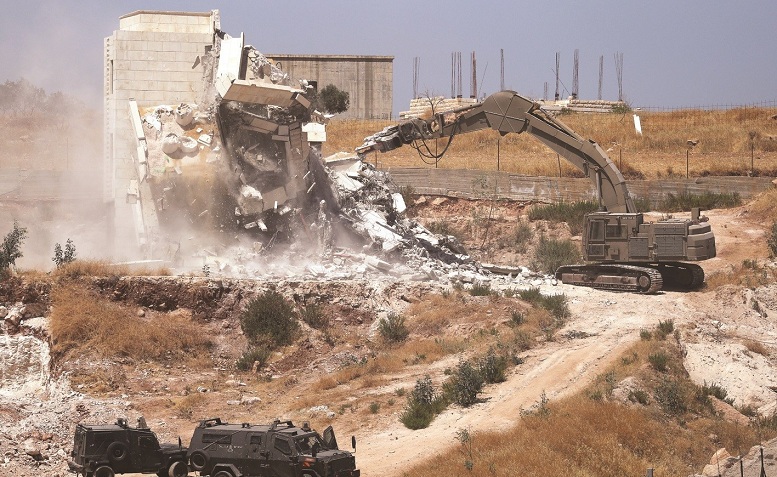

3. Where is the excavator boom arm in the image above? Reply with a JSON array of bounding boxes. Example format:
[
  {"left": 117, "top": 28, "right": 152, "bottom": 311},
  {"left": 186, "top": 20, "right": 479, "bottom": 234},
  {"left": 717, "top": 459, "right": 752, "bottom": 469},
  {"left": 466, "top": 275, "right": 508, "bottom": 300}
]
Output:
[{"left": 357, "top": 90, "right": 635, "bottom": 213}]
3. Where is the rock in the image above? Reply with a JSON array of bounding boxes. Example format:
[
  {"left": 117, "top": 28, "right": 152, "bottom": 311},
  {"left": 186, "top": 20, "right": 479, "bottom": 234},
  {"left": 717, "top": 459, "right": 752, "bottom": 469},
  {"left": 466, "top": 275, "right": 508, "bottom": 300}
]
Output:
[
  {"left": 0, "top": 306, "right": 7, "bottom": 318},
  {"left": 240, "top": 396, "right": 261, "bottom": 405}
]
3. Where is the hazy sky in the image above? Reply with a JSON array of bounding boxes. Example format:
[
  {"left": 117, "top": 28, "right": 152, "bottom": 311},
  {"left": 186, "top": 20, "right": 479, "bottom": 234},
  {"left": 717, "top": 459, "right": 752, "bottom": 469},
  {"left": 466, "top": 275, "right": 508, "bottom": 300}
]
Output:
[{"left": 1, "top": 0, "right": 775, "bottom": 115}]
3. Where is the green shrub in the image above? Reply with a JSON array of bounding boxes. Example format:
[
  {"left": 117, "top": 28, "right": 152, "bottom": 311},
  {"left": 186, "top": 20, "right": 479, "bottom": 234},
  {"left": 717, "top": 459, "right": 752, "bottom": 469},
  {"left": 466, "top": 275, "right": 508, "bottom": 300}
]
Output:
[
  {"left": 236, "top": 347, "right": 271, "bottom": 371},
  {"left": 469, "top": 283, "right": 492, "bottom": 296},
  {"left": 379, "top": 312, "right": 409, "bottom": 343},
  {"left": 648, "top": 352, "right": 669, "bottom": 372},
  {"left": 53, "top": 238, "right": 77, "bottom": 268},
  {"left": 700, "top": 381, "right": 734, "bottom": 405},
  {"left": 478, "top": 349, "right": 509, "bottom": 384},
  {"left": 639, "top": 329, "right": 652, "bottom": 341},
  {"left": 518, "top": 288, "right": 571, "bottom": 322},
  {"left": 768, "top": 221, "right": 777, "bottom": 258},
  {"left": 400, "top": 376, "right": 447, "bottom": 430},
  {"left": 0, "top": 221, "right": 27, "bottom": 271},
  {"left": 398, "top": 185, "right": 415, "bottom": 208},
  {"left": 427, "top": 220, "right": 455, "bottom": 237},
  {"left": 657, "top": 191, "right": 741, "bottom": 212},
  {"left": 514, "top": 220, "right": 534, "bottom": 253},
  {"left": 509, "top": 309, "right": 525, "bottom": 326},
  {"left": 369, "top": 402, "right": 380, "bottom": 414},
  {"left": 629, "top": 389, "right": 650, "bottom": 405},
  {"left": 301, "top": 304, "right": 328, "bottom": 329},
  {"left": 444, "top": 360, "right": 484, "bottom": 407},
  {"left": 532, "top": 235, "right": 581, "bottom": 275},
  {"left": 655, "top": 378, "right": 687, "bottom": 415},
  {"left": 528, "top": 201, "right": 599, "bottom": 235},
  {"left": 240, "top": 291, "right": 299, "bottom": 349}
]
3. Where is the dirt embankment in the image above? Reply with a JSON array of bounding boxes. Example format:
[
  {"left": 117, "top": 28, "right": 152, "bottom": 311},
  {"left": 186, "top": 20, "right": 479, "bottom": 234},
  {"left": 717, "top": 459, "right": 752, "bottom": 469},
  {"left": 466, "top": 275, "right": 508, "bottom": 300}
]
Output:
[{"left": 1, "top": 201, "right": 777, "bottom": 476}]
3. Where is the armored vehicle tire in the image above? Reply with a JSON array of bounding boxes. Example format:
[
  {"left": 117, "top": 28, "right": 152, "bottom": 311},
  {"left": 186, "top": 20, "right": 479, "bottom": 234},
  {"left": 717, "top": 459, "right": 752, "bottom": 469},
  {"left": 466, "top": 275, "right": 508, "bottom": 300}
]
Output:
[
  {"left": 189, "top": 451, "right": 208, "bottom": 471},
  {"left": 166, "top": 460, "right": 188, "bottom": 477},
  {"left": 214, "top": 471, "right": 233, "bottom": 477},
  {"left": 106, "top": 442, "right": 128, "bottom": 462},
  {"left": 94, "top": 466, "right": 115, "bottom": 477}
]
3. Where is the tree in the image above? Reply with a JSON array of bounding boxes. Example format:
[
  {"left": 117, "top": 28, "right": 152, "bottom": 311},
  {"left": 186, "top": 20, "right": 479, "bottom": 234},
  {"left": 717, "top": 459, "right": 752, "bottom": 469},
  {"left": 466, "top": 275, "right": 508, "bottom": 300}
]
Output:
[
  {"left": 53, "top": 238, "right": 77, "bottom": 268},
  {"left": 317, "top": 84, "right": 350, "bottom": 114},
  {"left": 0, "top": 221, "right": 27, "bottom": 271}
]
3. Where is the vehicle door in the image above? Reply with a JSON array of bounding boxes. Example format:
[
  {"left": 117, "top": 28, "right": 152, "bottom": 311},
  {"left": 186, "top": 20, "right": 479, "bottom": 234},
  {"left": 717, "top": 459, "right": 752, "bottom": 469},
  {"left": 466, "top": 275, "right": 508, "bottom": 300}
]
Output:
[
  {"left": 322, "top": 426, "right": 338, "bottom": 450},
  {"left": 133, "top": 432, "right": 163, "bottom": 472},
  {"left": 268, "top": 435, "right": 299, "bottom": 477},
  {"left": 246, "top": 431, "right": 269, "bottom": 476}
]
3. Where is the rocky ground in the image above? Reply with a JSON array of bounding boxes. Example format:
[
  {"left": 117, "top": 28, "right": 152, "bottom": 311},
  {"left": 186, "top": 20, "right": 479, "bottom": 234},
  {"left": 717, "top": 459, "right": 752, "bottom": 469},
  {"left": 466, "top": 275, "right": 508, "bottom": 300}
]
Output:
[{"left": 1, "top": 197, "right": 777, "bottom": 477}]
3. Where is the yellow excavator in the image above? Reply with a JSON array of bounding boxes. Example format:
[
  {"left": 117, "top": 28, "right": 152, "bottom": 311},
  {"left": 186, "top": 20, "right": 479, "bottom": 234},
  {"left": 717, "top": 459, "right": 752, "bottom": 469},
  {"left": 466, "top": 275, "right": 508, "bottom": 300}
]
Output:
[{"left": 356, "top": 90, "right": 716, "bottom": 293}]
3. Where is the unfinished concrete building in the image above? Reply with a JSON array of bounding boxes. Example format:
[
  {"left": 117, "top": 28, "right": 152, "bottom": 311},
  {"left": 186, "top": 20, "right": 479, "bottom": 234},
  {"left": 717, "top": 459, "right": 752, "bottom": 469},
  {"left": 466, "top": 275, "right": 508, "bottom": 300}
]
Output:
[
  {"left": 266, "top": 54, "right": 394, "bottom": 119},
  {"left": 103, "top": 10, "right": 395, "bottom": 262},
  {"left": 104, "top": 10, "right": 220, "bottom": 258}
]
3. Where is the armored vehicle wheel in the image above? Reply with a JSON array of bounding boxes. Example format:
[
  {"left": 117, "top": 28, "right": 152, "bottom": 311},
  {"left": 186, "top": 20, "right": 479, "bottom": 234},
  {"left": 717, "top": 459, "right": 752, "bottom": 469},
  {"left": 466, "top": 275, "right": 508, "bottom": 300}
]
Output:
[
  {"left": 106, "top": 442, "right": 127, "bottom": 462},
  {"left": 189, "top": 450, "right": 208, "bottom": 471},
  {"left": 214, "top": 471, "right": 233, "bottom": 477},
  {"left": 94, "top": 466, "right": 115, "bottom": 477},
  {"left": 166, "top": 460, "right": 188, "bottom": 477}
]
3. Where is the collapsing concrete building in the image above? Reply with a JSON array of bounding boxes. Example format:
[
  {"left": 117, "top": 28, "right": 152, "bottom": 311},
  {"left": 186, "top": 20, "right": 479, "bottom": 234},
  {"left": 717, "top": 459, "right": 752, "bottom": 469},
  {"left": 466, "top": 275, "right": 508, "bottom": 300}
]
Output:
[{"left": 105, "top": 10, "right": 475, "bottom": 280}]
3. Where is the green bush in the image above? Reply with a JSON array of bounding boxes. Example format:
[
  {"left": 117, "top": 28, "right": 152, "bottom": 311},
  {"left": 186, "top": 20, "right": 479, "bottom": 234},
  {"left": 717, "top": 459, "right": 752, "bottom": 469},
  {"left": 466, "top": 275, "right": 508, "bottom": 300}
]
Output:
[
  {"left": 300, "top": 304, "right": 328, "bottom": 330},
  {"left": 316, "top": 84, "right": 350, "bottom": 114},
  {"left": 469, "top": 283, "right": 492, "bottom": 296},
  {"left": 400, "top": 376, "right": 447, "bottom": 430},
  {"left": 509, "top": 309, "right": 525, "bottom": 326},
  {"left": 648, "top": 352, "right": 670, "bottom": 372},
  {"left": 655, "top": 378, "right": 687, "bottom": 415},
  {"left": 514, "top": 220, "right": 534, "bottom": 254},
  {"left": 52, "top": 238, "right": 77, "bottom": 268},
  {"left": 768, "top": 221, "right": 777, "bottom": 258},
  {"left": 478, "top": 349, "right": 509, "bottom": 384},
  {"left": 657, "top": 191, "right": 741, "bottom": 212},
  {"left": 240, "top": 291, "right": 299, "bottom": 349},
  {"left": 518, "top": 288, "right": 571, "bottom": 322},
  {"left": 699, "top": 381, "right": 734, "bottom": 405},
  {"left": 444, "top": 360, "right": 484, "bottom": 407},
  {"left": 236, "top": 347, "right": 271, "bottom": 371},
  {"left": 532, "top": 235, "right": 581, "bottom": 275},
  {"left": 528, "top": 201, "right": 599, "bottom": 235},
  {"left": 378, "top": 312, "right": 409, "bottom": 343},
  {"left": 0, "top": 221, "right": 27, "bottom": 271}
]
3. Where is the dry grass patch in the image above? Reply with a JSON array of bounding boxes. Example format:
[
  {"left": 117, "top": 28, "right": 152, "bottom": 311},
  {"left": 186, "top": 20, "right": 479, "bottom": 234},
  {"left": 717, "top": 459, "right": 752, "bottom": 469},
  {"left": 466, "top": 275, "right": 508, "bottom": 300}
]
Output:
[
  {"left": 743, "top": 339, "right": 770, "bottom": 356},
  {"left": 705, "top": 260, "right": 777, "bottom": 289},
  {"left": 323, "top": 111, "right": 777, "bottom": 179},
  {"left": 53, "top": 259, "right": 171, "bottom": 278},
  {"left": 50, "top": 282, "right": 211, "bottom": 363}
]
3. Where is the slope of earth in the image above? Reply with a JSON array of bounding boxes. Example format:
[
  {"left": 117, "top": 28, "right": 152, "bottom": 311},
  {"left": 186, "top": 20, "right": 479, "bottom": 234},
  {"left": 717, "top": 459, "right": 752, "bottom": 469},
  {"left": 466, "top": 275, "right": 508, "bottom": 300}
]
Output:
[{"left": 1, "top": 196, "right": 776, "bottom": 477}]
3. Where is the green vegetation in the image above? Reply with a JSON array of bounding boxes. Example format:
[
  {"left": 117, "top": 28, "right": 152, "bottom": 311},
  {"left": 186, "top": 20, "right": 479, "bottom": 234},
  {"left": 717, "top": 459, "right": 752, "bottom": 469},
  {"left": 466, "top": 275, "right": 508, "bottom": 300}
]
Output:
[
  {"left": 236, "top": 347, "right": 271, "bottom": 371},
  {"left": 444, "top": 360, "right": 484, "bottom": 407},
  {"left": 52, "top": 238, "right": 77, "bottom": 268},
  {"left": 1, "top": 221, "right": 27, "bottom": 273},
  {"left": 300, "top": 304, "right": 328, "bottom": 330},
  {"left": 658, "top": 191, "right": 742, "bottom": 212},
  {"left": 532, "top": 235, "right": 581, "bottom": 275},
  {"left": 316, "top": 84, "right": 350, "bottom": 114},
  {"left": 513, "top": 220, "right": 534, "bottom": 253},
  {"left": 518, "top": 288, "right": 571, "bottom": 322},
  {"left": 378, "top": 312, "right": 410, "bottom": 344},
  {"left": 240, "top": 290, "right": 299, "bottom": 349},
  {"left": 769, "top": 221, "right": 777, "bottom": 258},
  {"left": 468, "top": 283, "right": 492, "bottom": 296},
  {"left": 400, "top": 376, "right": 447, "bottom": 430},
  {"left": 528, "top": 200, "right": 599, "bottom": 235}
]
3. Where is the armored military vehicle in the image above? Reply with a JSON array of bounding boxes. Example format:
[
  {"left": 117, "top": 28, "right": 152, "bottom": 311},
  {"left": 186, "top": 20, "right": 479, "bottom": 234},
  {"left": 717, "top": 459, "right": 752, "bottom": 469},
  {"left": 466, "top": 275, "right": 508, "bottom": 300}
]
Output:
[{"left": 187, "top": 417, "right": 359, "bottom": 477}]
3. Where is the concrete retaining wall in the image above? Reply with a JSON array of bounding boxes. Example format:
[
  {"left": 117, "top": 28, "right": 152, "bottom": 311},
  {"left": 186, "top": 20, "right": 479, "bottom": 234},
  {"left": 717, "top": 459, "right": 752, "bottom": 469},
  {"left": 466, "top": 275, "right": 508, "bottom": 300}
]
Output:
[{"left": 384, "top": 167, "right": 775, "bottom": 204}]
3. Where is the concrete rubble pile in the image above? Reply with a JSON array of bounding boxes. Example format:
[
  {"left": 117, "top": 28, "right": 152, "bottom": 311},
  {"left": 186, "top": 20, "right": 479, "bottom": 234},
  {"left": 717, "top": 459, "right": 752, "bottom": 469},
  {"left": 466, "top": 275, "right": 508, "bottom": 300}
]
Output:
[{"left": 126, "top": 28, "right": 551, "bottom": 291}]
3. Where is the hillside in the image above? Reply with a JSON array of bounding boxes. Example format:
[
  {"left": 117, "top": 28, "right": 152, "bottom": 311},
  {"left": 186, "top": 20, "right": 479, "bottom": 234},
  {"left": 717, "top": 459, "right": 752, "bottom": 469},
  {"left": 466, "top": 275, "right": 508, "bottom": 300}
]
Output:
[{"left": 2, "top": 102, "right": 777, "bottom": 476}]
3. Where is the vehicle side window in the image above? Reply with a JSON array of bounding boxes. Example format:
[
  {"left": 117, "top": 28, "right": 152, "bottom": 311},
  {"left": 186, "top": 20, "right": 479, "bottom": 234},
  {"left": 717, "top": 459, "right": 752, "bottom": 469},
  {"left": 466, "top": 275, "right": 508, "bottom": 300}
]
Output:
[
  {"left": 250, "top": 434, "right": 263, "bottom": 445},
  {"left": 274, "top": 437, "right": 292, "bottom": 455},
  {"left": 589, "top": 220, "right": 604, "bottom": 242},
  {"left": 202, "top": 433, "right": 232, "bottom": 445},
  {"left": 605, "top": 224, "right": 625, "bottom": 239},
  {"left": 138, "top": 436, "right": 158, "bottom": 449}
]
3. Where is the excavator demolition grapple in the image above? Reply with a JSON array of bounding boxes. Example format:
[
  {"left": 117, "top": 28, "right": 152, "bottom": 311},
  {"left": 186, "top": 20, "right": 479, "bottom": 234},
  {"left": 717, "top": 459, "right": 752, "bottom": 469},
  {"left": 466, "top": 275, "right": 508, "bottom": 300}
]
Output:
[{"left": 356, "top": 91, "right": 716, "bottom": 293}]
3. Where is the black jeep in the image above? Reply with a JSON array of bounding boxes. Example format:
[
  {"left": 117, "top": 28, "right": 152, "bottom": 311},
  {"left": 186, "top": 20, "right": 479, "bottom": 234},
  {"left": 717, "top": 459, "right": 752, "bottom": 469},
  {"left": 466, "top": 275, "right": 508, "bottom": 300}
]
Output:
[
  {"left": 68, "top": 417, "right": 188, "bottom": 477},
  {"left": 187, "top": 418, "right": 359, "bottom": 477}
]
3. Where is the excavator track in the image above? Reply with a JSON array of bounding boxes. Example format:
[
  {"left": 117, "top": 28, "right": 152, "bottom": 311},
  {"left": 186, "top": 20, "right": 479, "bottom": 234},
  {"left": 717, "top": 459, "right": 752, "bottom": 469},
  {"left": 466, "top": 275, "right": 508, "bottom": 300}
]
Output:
[
  {"left": 555, "top": 264, "right": 664, "bottom": 294},
  {"left": 657, "top": 262, "right": 705, "bottom": 291}
]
